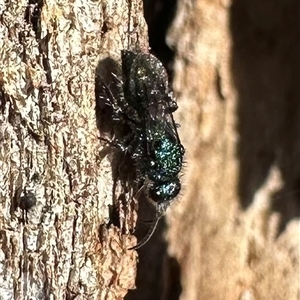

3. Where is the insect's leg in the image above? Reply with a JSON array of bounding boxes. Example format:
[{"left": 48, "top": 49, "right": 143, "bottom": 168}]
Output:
[
  {"left": 100, "top": 129, "right": 140, "bottom": 153},
  {"left": 99, "top": 136, "right": 128, "bottom": 151},
  {"left": 128, "top": 215, "right": 162, "bottom": 250},
  {"left": 100, "top": 81, "right": 140, "bottom": 127},
  {"left": 99, "top": 83, "right": 124, "bottom": 120}
]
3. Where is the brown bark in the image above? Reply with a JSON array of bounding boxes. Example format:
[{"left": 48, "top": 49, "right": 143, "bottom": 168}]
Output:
[
  {"left": 126, "top": 0, "right": 299, "bottom": 298},
  {"left": 1, "top": 0, "right": 299, "bottom": 299},
  {"left": 164, "top": 0, "right": 299, "bottom": 300},
  {"left": 0, "top": 1, "right": 148, "bottom": 299}
]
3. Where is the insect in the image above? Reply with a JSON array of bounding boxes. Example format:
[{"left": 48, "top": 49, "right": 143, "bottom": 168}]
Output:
[
  {"left": 19, "top": 190, "right": 37, "bottom": 211},
  {"left": 100, "top": 50, "right": 185, "bottom": 249}
]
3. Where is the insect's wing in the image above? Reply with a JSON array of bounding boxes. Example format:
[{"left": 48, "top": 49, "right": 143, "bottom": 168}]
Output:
[
  {"left": 121, "top": 50, "right": 176, "bottom": 117},
  {"left": 121, "top": 50, "right": 184, "bottom": 180}
]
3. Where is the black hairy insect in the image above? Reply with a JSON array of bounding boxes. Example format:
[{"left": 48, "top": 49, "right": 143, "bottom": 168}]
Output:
[
  {"left": 19, "top": 190, "right": 37, "bottom": 211},
  {"left": 100, "top": 50, "right": 185, "bottom": 249},
  {"left": 25, "top": 0, "right": 43, "bottom": 39}
]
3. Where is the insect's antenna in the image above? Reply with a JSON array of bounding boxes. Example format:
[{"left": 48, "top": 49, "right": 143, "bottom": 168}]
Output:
[{"left": 128, "top": 215, "right": 162, "bottom": 250}]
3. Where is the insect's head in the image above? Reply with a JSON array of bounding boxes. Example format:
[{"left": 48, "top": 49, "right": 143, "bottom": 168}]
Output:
[{"left": 149, "top": 177, "right": 181, "bottom": 206}]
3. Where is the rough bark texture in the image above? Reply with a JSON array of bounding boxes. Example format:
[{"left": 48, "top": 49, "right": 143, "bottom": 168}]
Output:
[{"left": 0, "top": 1, "right": 147, "bottom": 299}]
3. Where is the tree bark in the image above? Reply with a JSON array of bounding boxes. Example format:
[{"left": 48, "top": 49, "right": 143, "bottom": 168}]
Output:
[
  {"left": 164, "top": 0, "right": 299, "bottom": 299},
  {"left": 1, "top": 0, "right": 299, "bottom": 300},
  {"left": 0, "top": 1, "right": 148, "bottom": 299}
]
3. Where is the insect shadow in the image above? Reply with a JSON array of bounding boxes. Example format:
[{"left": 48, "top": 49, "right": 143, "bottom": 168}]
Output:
[{"left": 95, "top": 57, "right": 140, "bottom": 235}]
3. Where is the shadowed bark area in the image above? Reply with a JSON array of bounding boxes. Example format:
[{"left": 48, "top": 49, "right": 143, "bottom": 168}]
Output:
[
  {"left": 231, "top": 0, "right": 300, "bottom": 229},
  {"left": 166, "top": 0, "right": 299, "bottom": 299}
]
